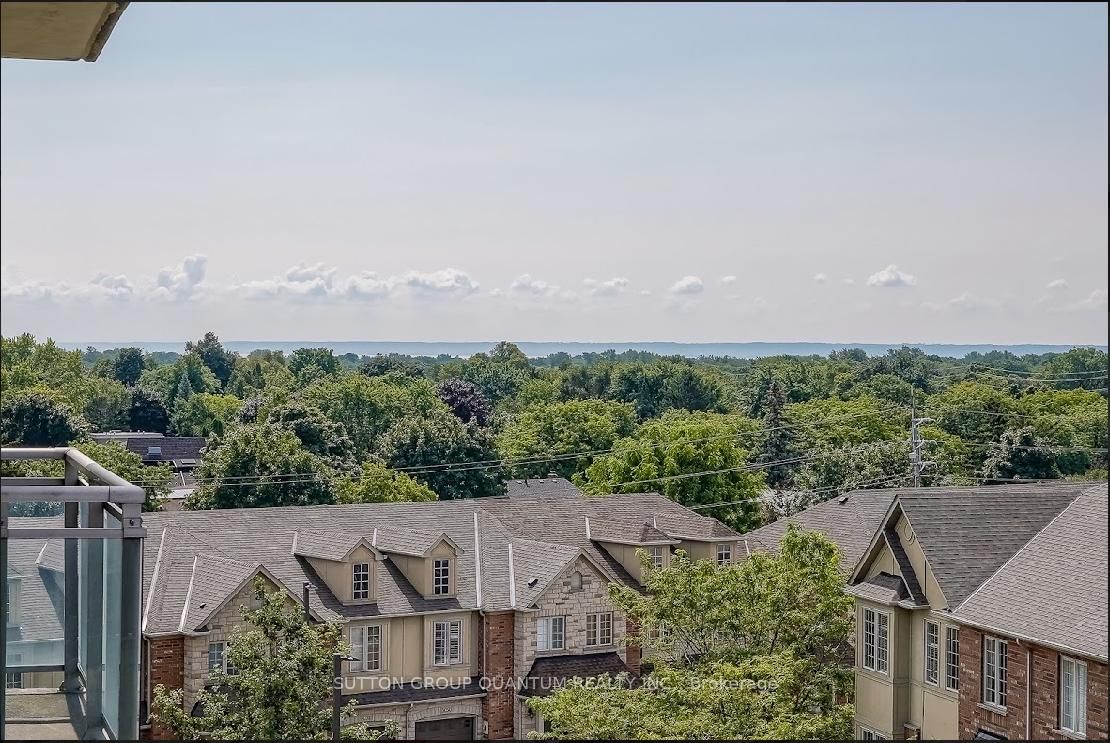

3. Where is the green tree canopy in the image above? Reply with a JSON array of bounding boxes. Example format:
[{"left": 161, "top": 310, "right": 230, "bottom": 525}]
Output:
[
  {"left": 171, "top": 392, "right": 243, "bottom": 437},
  {"left": 302, "top": 374, "right": 446, "bottom": 457},
  {"left": 185, "top": 331, "right": 238, "bottom": 389},
  {"left": 377, "top": 412, "right": 504, "bottom": 499},
  {"left": 982, "top": 427, "right": 1061, "bottom": 482},
  {"left": 530, "top": 525, "right": 854, "bottom": 740},
  {"left": 334, "top": 461, "right": 438, "bottom": 503},
  {"left": 0, "top": 390, "right": 88, "bottom": 446},
  {"left": 139, "top": 354, "right": 222, "bottom": 408},
  {"left": 187, "top": 423, "right": 333, "bottom": 509},
  {"left": 497, "top": 399, "right": 637, "bottom": 479},
  {"left": 579, "top": 412, "right": 764, "bottom": 530}
]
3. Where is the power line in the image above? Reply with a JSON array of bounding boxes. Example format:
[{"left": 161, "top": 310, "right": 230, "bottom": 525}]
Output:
[
  {"left": 686, "top": 472, "right": 912, "bottom": 512},
  {"left": 123, "top": 405, "right": 910, "bottom": 487}
]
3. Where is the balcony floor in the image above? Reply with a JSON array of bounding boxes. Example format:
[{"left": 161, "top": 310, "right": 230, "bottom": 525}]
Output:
[{"left": 5, "top": 688, "right": 82, "bottom": 740}]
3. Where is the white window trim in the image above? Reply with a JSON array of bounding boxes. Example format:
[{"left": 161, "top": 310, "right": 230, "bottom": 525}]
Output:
[
  {"left": 1059, "top": 655, "right": 1088, "bottom": 735},
  {"left": 207, "top": 641, "right": 228, "bottom": 675},
  {"left": 352, "top": 562, "right": 371, "bottom": 601},
  {"left": 716, "top": 543, "right": 732, "bottom": 565},
  {"left": 924, "top": 620, "right": 940, "bottom": 686},
  {"left": 585, "top": 612, "right": 614, "bottom": 647},
  {"left": 982, "top": 635, "right": 1008, "bottom": 710},
  {"left": 537, "top": 616, "right": 567, "bottom": 652},
  {"left": 944, "top": 625, "right": 959, "bottom": 692},
  {"left": 432, "top": 619, "right": 463, "bottom": 665},
  {"left": 861, "top": 607, "right": 890, "bottom": 675},
  {"left": 859, "top": 725, "right": 888, "bottom": 740},
  {"left": 432, "top": 558, "right": 451, "bottom": 596},
  {"left": 350, "top": 624, "right": 383, "bottom": 672}
]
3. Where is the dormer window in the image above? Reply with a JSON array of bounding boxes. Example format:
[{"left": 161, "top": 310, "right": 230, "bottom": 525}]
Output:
[
  {"left": 649, "top": 546, "right": 666, "bottom": 569},
  {"left": 716, "top": 543, "right": 732, "bottom": 565},
  {"left": 433, "top": 558, "right": 451, "bottom": 595},
  {"left": 352, "top": 563, "right": 370, "bottom": 601}
]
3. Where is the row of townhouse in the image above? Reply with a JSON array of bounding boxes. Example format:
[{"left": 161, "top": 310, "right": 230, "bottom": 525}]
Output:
[
  {"left": 747, "top": 481, "right": 1109, "bottom": 741},
  {"left": 132, "top": 477, "right": 744, "bottom": 739}
]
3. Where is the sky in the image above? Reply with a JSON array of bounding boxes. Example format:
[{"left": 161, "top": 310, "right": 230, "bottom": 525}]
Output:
[{"left": 1, "top": 3, "right": 1106, "bottom": 345}]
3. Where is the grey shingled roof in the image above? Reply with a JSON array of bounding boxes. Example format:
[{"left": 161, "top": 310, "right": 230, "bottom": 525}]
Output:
[
  {"left": 846, "top": 572, "right": 911, "bottom": 606},
  {"left": 952, "top": 484, "right": 1108, "bottom": 661},
  {"left": 293, "top": 529, "right": 370, "bottom": 561},
  {"left": 743, "top": 488, "right": 901, "bottom": 572},
  {"left": 140, "top": 481, "right": 735, "bottom": 635},
  {"left": 588, "top": 518, "right": 677, "bottom": 545},
  {"left": 6, "top": 525, "right": 65, "bottom": 644},
  {"left": 894, "top": 484, "right": 1088, "bottom": 607},
  {"left": 522, "top": 652, "right": 636, "bottom": 696},
  {"left": 506, "top": 478, "right": 583, "bottom": 498}
]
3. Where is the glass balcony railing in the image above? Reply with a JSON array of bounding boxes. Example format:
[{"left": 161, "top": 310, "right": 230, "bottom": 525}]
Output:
[{"left": 2, "top": 447, "right": 145, "bottom": 741}]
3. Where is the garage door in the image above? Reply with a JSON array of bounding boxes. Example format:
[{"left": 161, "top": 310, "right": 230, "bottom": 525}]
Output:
[{"left": 415, "top": 716, "right": 474, "bottom": 740}]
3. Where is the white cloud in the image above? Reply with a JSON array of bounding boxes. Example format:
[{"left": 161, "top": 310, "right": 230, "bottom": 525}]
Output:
[
  {"left": 2, "top": 255, "right": 204, "bottom": 303},
  {"left": 842, "top": 277, "right": 856, "bottom": 285},
  {"left": 1078, "top": 289, "right": 1108, "bottom": 311},
  {"left": 719, "top": 275, "right": 738, "bottom": 286},
  {"left": 866, "top": 264, "right": 916, "bottom": 288},
  {"left": 510, "top": 273, "right": 560, "bottom": 297},
  {"left": 813, "top": 273, "right": 827, "bottom": 283},
  {"left": 639, "top": 289, "right": 652, "bottom": 296},
  {"left": 583, "top": 277, "right": 630, "bottom": 296},
  {"left": 393, "top": 268, "right": 479, "bottom": 296},
  {"left": 150, "top": 254, "right": 208, "bottom": 301},
  {"left": 668, "top": 275, "right": 704, "bottom": 295},
  {"left": 1046, "top": 278, "right": 1068, "bottom": 291},
  {"left": 239, "top": 262, "right": 336, "bottom": 300},
  {"left": 242, "top": 264, "right": 479, "bottom": 302}
]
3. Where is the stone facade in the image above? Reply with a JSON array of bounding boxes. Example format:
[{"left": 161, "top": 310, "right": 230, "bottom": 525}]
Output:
[
  {"left": 958, "top": 625, "right": 1109, "bottom": 740},
  {"left": 512, "top": 556, "right": 631, "bottom": 737},
  {"left": 351, "top": 697, "right": 485, "bottom": 739}
]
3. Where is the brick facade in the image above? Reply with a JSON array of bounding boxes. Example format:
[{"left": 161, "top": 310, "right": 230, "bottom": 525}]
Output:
[
  {"left": 481, "top": 611, "right": 516, "bottom": 740},
  {"left": 147, "top": 636, "right": 185, "bottom": 740},
  {"left": 958, "top": 625, "right": 1109, "bottom": 740}
]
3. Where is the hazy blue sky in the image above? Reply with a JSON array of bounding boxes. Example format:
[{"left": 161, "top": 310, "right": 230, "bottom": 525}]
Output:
[{"left": 1, "top": 3, "right": 1106, "bottom": 344}]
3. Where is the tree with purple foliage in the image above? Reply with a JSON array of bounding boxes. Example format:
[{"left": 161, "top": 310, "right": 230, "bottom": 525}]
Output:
[{"left": 437, "top": 378, "right": 492, "bottom": 427}]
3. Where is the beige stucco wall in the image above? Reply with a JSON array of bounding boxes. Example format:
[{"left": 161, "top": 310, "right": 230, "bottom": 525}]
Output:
[
  {"left": 855, "top": 514, "right": 959, "bottom": 740},
  {"left": 341, "top": 611, "right": 478, "bottom": 695},
  {"left": 675, "top": 539, "right": 738, "bottom": 564},
  {"left": 596, "top": 541, "right": 669, "bottom": 583},
  {"left": 388, "top": 541, "right": 457, "bottom": 599},
  {"left": 308, "top": 545, "right": 378, "bottom": 604}
]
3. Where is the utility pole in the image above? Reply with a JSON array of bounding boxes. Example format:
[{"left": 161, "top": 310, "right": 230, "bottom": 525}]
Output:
[{"left": 909, "top": 391, "right": 934, "bottom": 487}]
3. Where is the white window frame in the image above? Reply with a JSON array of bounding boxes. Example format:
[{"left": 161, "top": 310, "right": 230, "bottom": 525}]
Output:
[
  {"left": 207, "top": 641, "right": 227, "bottom": 675},
  {"left": 352, "top": 562, "right": 370, "bottom": 601},
  {"left": 861, "top": 607, "right": 889, "bottom": 675},
  {"left": 585, "top": 612, "right": 613, "bottom": 647},
  {"left": 716, "top": 543, "right": 732, "bottom": 565},
  {"left": 924, "top": 620, "right": 940, "bottom": 685},
  {"left": 537, "top": 616, "right": 566, "bottom": 651},
  {"left": 944, "top": 626, "right": 959, "bottom": 691},
  {"left": 432, "top": 558, "right": 451, "bottom": 596},
  {"left": 982, "top": 636, "right": 1008, "bottom": 709},
  {"left": 1059, "top": 655, "right": 1087, "bottom": 734},
  {"left": 860, "top": 727, "right": 887, "bottom": 741},
  {"left": 433, "top": 619, "right": 463, "bottom": 665},
  {"left": 350, "top": 624, "right": 383, "bottom": 672},
  {"left": 5, "top": 652, "right": 23, "bottom": 689},
  {"left": 649, "top": 546, "right": 666, "bottom": 569}
]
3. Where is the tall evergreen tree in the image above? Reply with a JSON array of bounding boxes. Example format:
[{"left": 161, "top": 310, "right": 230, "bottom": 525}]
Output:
[{"left": 757, "top": 380, "right": 797, "bottom": 490}]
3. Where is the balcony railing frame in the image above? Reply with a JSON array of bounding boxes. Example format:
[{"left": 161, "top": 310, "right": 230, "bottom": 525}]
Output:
[{"left": 1, "top": 446, "right": 145, "bottom": 741}]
